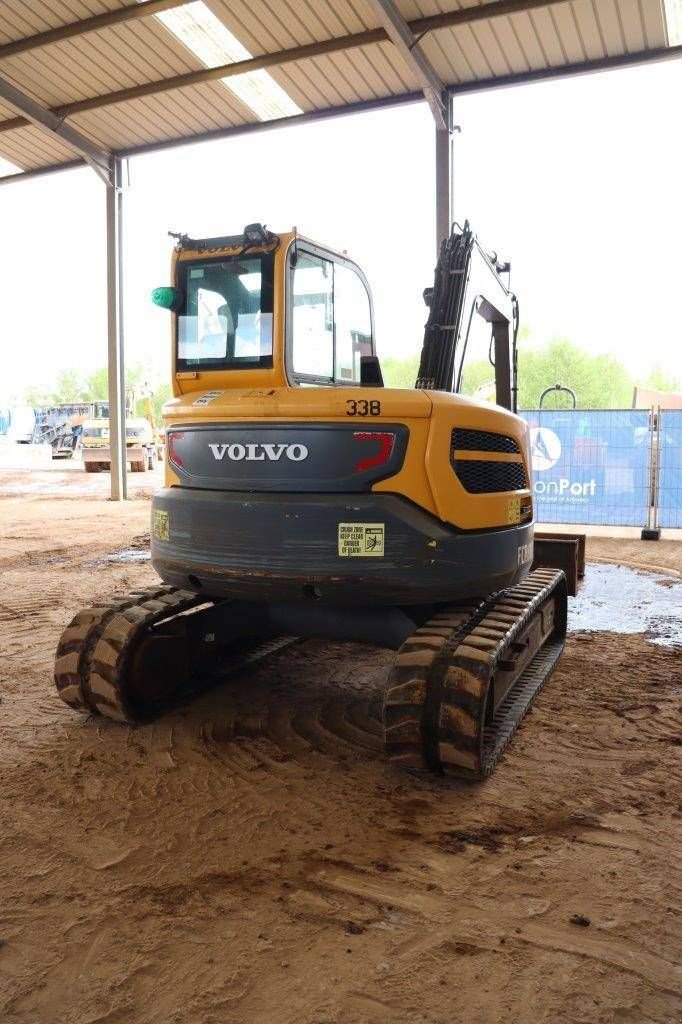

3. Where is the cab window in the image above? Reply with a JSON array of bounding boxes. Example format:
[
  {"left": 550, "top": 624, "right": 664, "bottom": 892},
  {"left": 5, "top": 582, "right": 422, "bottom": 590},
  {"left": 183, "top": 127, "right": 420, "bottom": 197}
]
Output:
[
  {"left": 291, "top": 254, "right": 334, "bottom": 379},
  {"left": 176, "top": 253, "right": 274, "bottom": 371},
  {"left": 289, "top": 248, "right": 373, "bottom": 385},
  {"left": 334, "top": 263, "right": 372, "bottom": 383}
]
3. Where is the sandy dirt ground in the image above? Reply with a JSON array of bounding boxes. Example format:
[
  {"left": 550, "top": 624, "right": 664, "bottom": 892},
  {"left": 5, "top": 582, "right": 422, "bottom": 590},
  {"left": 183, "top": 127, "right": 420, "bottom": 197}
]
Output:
[{"left": 1, "top": 465, "right": 680, "bottom": 1024}]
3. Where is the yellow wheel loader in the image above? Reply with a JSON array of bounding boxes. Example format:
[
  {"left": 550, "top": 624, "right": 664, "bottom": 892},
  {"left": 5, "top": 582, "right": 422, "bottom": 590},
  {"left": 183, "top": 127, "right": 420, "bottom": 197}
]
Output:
[
  {"left": 55, "top": 223, "right": 582, "bottom": 778},
  {"left": 81, "top": 391, "right": 157, "bottom": 473}
]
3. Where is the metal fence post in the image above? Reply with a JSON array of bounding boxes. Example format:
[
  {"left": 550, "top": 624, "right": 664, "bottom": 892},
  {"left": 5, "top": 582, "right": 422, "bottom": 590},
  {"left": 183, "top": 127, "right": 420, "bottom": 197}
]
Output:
[{"left": 653, "top": 406, "right": 661, "bottom": 530}]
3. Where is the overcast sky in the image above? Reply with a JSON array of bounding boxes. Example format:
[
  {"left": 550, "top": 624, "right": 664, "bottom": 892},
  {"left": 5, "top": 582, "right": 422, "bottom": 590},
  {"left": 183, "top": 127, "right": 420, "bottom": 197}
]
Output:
[{"left": 0, "top": 56, "right": 680, "bottom": 406}]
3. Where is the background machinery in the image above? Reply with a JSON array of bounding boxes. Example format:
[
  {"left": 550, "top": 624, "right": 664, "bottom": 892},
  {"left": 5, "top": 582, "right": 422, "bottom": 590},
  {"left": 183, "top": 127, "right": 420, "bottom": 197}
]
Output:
[
  {"left": 55, "top": 223, "right": 583, "bottom": 779},
  {"left": 81, "top": 388, "right": 160, "bottom": 473}
]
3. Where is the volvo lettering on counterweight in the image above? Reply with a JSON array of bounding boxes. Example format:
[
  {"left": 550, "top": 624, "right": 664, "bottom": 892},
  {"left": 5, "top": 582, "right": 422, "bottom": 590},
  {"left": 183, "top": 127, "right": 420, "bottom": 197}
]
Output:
[{"left": 209, "top": 442, "right": 309, "bottom": 462}]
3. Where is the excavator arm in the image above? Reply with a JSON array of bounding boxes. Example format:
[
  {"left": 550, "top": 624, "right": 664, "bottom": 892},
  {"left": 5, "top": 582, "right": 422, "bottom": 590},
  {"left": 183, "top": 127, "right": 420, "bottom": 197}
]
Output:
[{"left": 417, "top": 222, "right": 518, "bottom": 412}]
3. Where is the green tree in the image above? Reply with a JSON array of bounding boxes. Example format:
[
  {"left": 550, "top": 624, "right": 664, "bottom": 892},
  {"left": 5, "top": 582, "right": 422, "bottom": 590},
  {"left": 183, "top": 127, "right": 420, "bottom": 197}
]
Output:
[
  {"left": 380, "top": 353, "right": 420, "bottom": 388},
  {"left": 22, "top": 361, "right": 169, "bottom": 419},
  {"left": 48, "top": 368, "right": 87, "bottom": 404},
  {"left": 382, "top": 338, "right": 636, "bottom": 409},
  {"left": 150, "top": 383, "right": 172, "bottom": 423},
  {"left": 516, "top": 339, "right": 633, "bottom": 409},
  {"left": 82, "top": 367, "right": 109, "bottom": 401},
  {"left": 644, "top": 365, "right": 681, "bottom": 393}
]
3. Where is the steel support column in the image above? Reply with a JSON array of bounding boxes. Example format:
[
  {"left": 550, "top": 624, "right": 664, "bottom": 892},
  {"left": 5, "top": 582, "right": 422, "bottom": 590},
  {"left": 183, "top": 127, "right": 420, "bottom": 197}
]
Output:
[
  {"left": 105, "top": 157, "right": 127, "bottom": 501},
  {"left": 435, "top": 94, "right": 452, "bottom": 255}
]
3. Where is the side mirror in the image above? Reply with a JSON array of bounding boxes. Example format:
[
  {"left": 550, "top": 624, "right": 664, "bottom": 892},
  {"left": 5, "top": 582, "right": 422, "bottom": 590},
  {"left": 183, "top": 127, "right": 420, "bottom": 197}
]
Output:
[
  {"left": 360, "top": 355, "right": 384, "bottom": 388},
  {"left": 151, "top": 286, "right": 183, "bottom": 311}
]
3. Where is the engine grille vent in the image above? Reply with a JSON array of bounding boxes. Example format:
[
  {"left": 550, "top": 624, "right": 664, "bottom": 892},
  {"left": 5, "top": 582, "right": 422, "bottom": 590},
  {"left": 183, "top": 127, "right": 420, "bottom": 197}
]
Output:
[
  {"left": 451, "top": 428, "right": 520, "bottom": 454},
  {"left": 453, "top": 459, "right": 528, "bottom": 494}
]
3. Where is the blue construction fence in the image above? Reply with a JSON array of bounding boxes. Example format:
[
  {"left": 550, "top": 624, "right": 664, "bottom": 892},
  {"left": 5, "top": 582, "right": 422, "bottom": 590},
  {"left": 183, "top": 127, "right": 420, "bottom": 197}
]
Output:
[
  {"left": 518, "top": 409, "right": 681, "bottom": 528},
  {"left": 659, "top": 410, "right": 682, "bottom": 528}
]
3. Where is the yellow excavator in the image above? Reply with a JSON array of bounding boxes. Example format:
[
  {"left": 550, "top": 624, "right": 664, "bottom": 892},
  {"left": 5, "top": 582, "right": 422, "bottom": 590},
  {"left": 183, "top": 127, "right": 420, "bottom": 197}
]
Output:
[{"left": 54, "top": 223, "right": 582, "bottom": 778}]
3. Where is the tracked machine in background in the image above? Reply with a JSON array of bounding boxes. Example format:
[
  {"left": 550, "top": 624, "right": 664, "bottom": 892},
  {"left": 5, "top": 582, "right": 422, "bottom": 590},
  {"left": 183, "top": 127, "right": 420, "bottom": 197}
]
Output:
[{"left": 55, "top": 222, "right": 583, "bottom": 778}]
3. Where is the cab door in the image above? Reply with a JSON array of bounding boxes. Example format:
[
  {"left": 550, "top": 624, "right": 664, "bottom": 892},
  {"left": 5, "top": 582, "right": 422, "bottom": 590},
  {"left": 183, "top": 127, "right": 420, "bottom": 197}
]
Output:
[{"left": 285, "top": 243, "right": 375, "bottom": 388}]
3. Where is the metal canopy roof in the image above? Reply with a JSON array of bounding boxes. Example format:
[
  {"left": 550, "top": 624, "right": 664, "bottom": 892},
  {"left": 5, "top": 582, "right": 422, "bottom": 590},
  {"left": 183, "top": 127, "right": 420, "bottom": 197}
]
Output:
[{"left": 0, "top": 0, "right": 680, "bottom": 180}]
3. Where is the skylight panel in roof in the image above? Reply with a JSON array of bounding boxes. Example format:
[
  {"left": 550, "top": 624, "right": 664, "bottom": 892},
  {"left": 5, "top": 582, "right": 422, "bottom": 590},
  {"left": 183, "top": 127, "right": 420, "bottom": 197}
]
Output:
[{"left": 154, "top": 1, "right": 302, "bottom": 121}]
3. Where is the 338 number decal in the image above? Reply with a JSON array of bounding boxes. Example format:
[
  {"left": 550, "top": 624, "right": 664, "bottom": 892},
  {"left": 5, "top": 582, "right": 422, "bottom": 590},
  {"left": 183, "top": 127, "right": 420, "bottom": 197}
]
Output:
[{"left": 346, "top": 399, "right": 381, "bottom": 416}]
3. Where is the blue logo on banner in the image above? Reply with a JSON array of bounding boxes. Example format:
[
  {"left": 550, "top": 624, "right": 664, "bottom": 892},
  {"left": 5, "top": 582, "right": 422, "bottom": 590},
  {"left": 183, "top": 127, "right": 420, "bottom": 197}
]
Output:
[
  {"left": 658, "top": 410, "right": 682, "bottom": 528},
  {"left": 519, "top": 410, "right": 651, "bottom": 526}
]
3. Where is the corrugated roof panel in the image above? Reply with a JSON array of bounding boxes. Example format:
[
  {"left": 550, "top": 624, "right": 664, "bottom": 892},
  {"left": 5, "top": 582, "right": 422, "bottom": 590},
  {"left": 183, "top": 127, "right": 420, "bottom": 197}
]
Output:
[
  {"left": 263, "top": 62, "right": 338, "bottom": 111},
  {"left": 506, "top": 11, "right": 551, "bottom": 68},
  {"left": 444, "top": 24, "right": 495, "bottom": 80},
  {"left": 546, "top": 3, "right": 588, "bottom": 63},
  {"left": 282, "top": 56, "right": 347, "bottom": 106},
  {"left": 289, "top": 0, "right": 372, "bottom": 39},
  {"left": 0, "top": 1, "right": 124, "bottom": 44},
  {"left": 364, "top": 38, "right": 415, "bottom": 93},
  {"left": 206, "top": 0, "right": 373, "bottom": 52},
  {"left": 3, "top": 17, "right": 203, "bottom": 106},
  {"left": 570, "top": 0, "right": 607, "bottom": 59},
  {"left": 593, "top": 0, "right": 628, "bottom": 54},
  {"left": 0, "top": 123, "right": 74, "bottom": 170},
  {"left": 615, "top": 0, "right": 646, "bottom": 52},
  {"left": 466, "top": 19, "right": 516, "bottom": 76},
  {"left": 640, "top": 0, "right": 669, "bottom": 47},
  {"left": 205, "top": 0, "right": 300, "bottom": 52},
  {"left": 421, "top": 25, "right": 469, "bottom": 83},
  {"left": 0, "top": 97, "right": 19, "bottom": 120},
  {"left": 480, "top": 14, "right": 531, "bottom": 74},
  {"left": 70, "top": 79, "right": 251, "bottom": 150},
  {"left": 313, "top": 51, "right": 369, "bottom": 103},
  {"left": 328, "top": 41, "right": 414, "bottom": 96},
  {"left": 525, "top": 7, "right": 568, "bottom": 64}
]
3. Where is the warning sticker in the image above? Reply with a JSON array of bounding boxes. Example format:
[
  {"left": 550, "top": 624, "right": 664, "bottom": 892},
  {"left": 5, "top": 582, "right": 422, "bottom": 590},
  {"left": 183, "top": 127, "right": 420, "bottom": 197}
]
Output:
[
  {"left": 338, "top": 522, "right": 385, "bottom": 557},
  {"left": 506, "top": 497, "right": 521, "bottom": 524},
  {"left": 153, "top": 509, "right": 170, "bottom": 542},
  {"left": 193, "top": 390, "right": 224, "bottom": 406}
]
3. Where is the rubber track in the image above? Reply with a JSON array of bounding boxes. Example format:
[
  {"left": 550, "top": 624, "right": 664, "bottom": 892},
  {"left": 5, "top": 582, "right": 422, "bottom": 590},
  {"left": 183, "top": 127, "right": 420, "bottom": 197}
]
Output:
[
  {"left": 383, "top": 568, "right": 567, "bottom": 778},
  {"left": 54, "top": 586, "right": 295, "bottom": 723},
  {"left": 54, "top": 585, "right": 174, "bottom": 713}
]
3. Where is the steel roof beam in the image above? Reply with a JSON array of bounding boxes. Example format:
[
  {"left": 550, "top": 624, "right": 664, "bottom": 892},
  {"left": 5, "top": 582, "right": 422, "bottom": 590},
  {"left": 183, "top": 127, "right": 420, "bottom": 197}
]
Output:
[
  {"left": 0, "top": 0, "right": 189, "bottom": 59},
  {"left": 367, "top": 0, "right": 445, "bottom": 127},
  {"left": 0, "top": 73, "right": 111, "bottom": 181},
  {"left": 0, "top": 0, "right": 593, "bottom": 135}
]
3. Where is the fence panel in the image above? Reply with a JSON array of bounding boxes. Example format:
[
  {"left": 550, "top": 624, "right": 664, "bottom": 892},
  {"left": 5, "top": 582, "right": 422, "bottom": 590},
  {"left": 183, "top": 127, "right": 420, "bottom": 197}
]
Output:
[
  {"left": 658, "top": 409, "right": 682, "bottom": 528},
  {"left": 519, "top": 409, "right": 651, "bottom": 526}
]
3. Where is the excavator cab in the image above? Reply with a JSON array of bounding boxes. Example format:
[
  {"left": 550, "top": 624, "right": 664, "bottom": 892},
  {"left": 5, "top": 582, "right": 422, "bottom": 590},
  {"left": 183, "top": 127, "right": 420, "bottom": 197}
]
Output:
[
  {"left": 55, "top": 222, "right": 579, "bottom": 780},
  {"left": 152, "top": 226, "right": 377, "bottom": 394}
]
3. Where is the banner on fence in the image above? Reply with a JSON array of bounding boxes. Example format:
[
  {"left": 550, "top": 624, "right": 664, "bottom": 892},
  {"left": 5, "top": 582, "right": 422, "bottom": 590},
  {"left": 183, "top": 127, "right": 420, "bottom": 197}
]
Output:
[
  {"left": 519, "top": 409, "right": 651, "bottom": 526},
  {"left": 658, "top": 409, "right": 682, "bottom": 528}
]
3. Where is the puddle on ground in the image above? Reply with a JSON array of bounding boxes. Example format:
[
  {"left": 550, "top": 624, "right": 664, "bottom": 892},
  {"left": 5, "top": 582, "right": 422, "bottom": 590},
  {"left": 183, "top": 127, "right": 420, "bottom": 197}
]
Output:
[
  {"left": 569, "top": 563, "right": 681, "bottom": 648},
  {"left": 104, "top": 548, "right": 151, "bottom": 564},
  {"left": 86, "top": 548, "right": 151, "bottom": 567}
]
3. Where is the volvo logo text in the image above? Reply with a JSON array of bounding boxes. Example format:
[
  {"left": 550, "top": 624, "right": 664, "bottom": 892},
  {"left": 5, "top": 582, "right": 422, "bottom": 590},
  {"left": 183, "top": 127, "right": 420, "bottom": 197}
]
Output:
[{"left": 209, "top": 442, "right": 309, "bottom": 462}]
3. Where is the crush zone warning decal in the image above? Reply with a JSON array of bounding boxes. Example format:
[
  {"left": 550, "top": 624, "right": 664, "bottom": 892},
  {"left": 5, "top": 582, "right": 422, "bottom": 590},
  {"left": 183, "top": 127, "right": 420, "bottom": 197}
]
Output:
[
  {"left": 338, "top": 523, "right": 385, "bottom": 557},
  {"left": 152, "top": 509, "right": 170, "bottom": 541}
]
